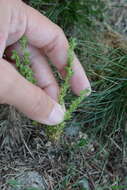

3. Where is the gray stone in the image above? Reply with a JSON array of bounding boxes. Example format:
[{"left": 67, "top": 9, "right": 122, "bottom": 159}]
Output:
[
  {"left": 8, "top": 171, "right": 47, "bottom": 190},
  {"left": 65, "top": 126, "right": 79, "bottom": 137},
  {"left": 78, "top": 178, "right": 90, "bottom": 190}
]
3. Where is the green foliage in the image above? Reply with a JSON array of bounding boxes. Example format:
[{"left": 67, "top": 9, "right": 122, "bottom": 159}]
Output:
[
  {"left": 7, "top": 179, "right": 21, "bottom": 188},
  {"left": 11, "top": 36, "right": 36, "bottom": 84},
  {"left": 76, "top": 178, "right": 90, "bottom": 190},
  {"left": 7, "top": 179, "right": 41, "bottom": 190},
  {"left": 46, "top": 39, "right": 90, "bottom": 140},
  {"left": 25, "top": 187, "right": 41, "bottom": 190},
  {"left": 76, "top": 138, "right": 88, "bottom": 148},
  {"left": 75, "top": 40, "right": 127, "bottom": 143},
  {"left": 11, "top": 36, "right": 89, "bottom": 140},
  {"left": 59, "top": 38, "right": 76, "bottom": 105},
  {"left": 29, "top": 0, "right": 105, "bottom": 34},
  {"left": 111, "top": 185, "right": 127, "bottom": 190},
  {"left": 65, "top": 89, "right": 90, "bottom": 121}
]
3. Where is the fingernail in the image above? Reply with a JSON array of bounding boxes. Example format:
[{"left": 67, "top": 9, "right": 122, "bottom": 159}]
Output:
[
  {"left": 61, "top": 102, "right": 66, "bottom": 112},
  {"left": 42, "top": 103, "right": 65, "bottom": 126},
  {"left": 86, "top": 86, "right": 92, "bottom": 96}
]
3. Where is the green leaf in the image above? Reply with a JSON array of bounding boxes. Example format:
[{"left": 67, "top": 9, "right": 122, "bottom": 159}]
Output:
[
  {"left": 7, "top": 179, "right": 21, "bottom": 187},
  {"left": 25, "top": 187, "right": 42, "bottom": 190},
  {"left": 111, "top": 185, "right": 127, "bottom": 190},
  {"left": 78, "top": 178, "right": 90, "bottom": 190},
  {"left": 77, "top": 138, "right": 88, "bottom": 147}
]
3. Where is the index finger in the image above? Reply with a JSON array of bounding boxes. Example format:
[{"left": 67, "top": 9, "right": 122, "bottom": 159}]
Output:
[{"left": 24, "top": 3, "right": 91, "bottom": 95}]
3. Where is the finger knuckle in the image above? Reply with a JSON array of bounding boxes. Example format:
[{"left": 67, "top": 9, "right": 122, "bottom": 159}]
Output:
[
  {"left": 30, "top": 90, "right": 51, "bottom": 120},
  {"left": 30, "top": 92, "right": 43, "bottom": 117},
  {"left": 30, "top": 88, "right": 54, "bottom": 121},
  {"left": 0, "top": 32, "right": 6, "bottom": 43},
  {"left": 44, "top": 34, "right": 59, "bottom": 55},
  {"left": 57, "top": 26, "right": 65, "bottom": 36},
  {"left": 0, "top": 62, "right": 17, "bottom": 103},
  {"left": 44, "top": 25, "right": 67, "bottom": 55}
]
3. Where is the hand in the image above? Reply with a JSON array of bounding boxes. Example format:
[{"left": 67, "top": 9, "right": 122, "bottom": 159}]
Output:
[{"left": 0, "top": 0, "right": 91, "bottom": 125}]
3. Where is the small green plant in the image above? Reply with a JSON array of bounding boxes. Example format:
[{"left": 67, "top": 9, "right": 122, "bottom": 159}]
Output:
[
  {"left": 46, "top": 38, "right": 90, "bottom": 140},
  {"left": 58, "top": 38, "right": 76, "bottom": 106},
  {"left": 7, "top": 179, "right": 21, "bottom": 188},
  {"left": 47, "top": 89, "right": 90, "bottom": 141},
  {"left": 11, "top": 36, "right": 36, "bottom": 84},
  {"left": 11, "top": 36, "right": 90, "bottom": 141},
  {"left": 7, "top": 179, "right": 41, "bottom": 190}
]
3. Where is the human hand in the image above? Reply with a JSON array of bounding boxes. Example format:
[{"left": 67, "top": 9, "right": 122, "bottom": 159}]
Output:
[{"left": 0, "top": 0, "right": 91, "bottom": 125}]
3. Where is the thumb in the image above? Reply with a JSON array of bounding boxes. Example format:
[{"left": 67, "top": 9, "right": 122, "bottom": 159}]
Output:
[{"left": 0, "top": 59, "right": 65, "bottom": 125}]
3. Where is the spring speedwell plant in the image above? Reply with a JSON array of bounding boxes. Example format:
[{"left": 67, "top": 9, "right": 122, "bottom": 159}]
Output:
[
  {"left": 11, "top": 36, "right": 36, "bottom": 84},
  {"left": 12, "top": 36, "right": 90, "bottom": 141},
  {"left": 46, "top": 38, "right": 90, "bottom": 140}
]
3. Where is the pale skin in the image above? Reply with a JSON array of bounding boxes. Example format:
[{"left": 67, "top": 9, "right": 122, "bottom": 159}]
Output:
[{"left": 0, "top": 0, "right": 91, "bottom": 125}]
